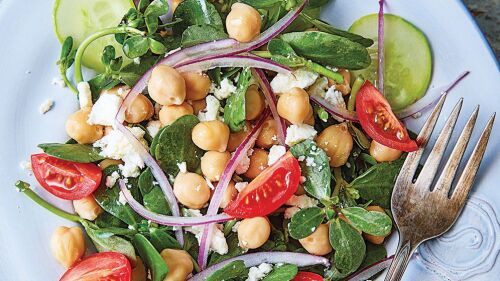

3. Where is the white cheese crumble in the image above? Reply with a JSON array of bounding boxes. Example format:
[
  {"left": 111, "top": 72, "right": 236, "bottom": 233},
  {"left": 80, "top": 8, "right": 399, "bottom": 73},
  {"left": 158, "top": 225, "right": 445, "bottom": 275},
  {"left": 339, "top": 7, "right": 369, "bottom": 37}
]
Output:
[
  {"left": 211, "top": 78, "right": 237, "bottom": 100},
  {"left": 198, "top": 95, "right": 221, "bottom": 121},
  {"left": 39, "top": 99, "right": 54, "bottom": 114},
  {"left": 284, "top": 206, "right": 301, "bottom": 219},
  {"left": 307, "top": 77, "right": 329, "bottom": 97},
  {"left": 231, "top": 221, "right": 241, "bottom": 233},
  {"left": 177, "top": 162, "right": 187, "bottom": 173},
  {"left": 324, "top": 86, "right": 346, "bottom": 122},
  {"left": 51, "top": 76, "right": 66, "bottom": 88},
  {"left": 246, "top": 263, "right": 273, "bottom": 281},
  {"left": 88, "top": 94, "right": 124, "bottom": 126},
  {"left": 106, "top": 171, "right": 120, "bottom": 188},
  {"left": 19, "top": 161, "right": 32, "bottom": 172},
  {"left": 146, "top": 120, "right": 162, "bottom": 138},
  {"left": 93, "top": 127, "right": 146, "bottom": 178},
  {"left": 234, "top": 182, "right": 248, "bottom": 193},
  {"left": 184, "top": 209, "right": 229, "bottom": 255},
  {"left": 286, "top": 195, "right": 319, "bottom": 209},
  {"left": 235, "top": 149, "right": 252, "bottom": 175},
  {"left": 267, "top": 145, "right": 286, "bottom": 166},
  {"left": 305, "top": 157, "right": 316, "bottom": 167},
  {"left": 133, "top": 57, "right": 141, "bottom": 65},
  {"left": 77, "top": 82, "right": 93, "bottom": 109},
  {"left": 270, "top": 68, "right": 319, "bottom": 94},
  {"left": 285, "top": 124, "right": 317, "bottom": 146}
]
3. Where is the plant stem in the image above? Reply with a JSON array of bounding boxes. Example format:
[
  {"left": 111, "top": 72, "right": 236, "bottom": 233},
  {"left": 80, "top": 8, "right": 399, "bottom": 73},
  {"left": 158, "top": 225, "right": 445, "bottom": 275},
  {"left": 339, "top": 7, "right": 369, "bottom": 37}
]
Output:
[
  {"left": 332, "top": 168, "right": 345, "bottom": 197},
  {"left": 15, "top": 181, "right": 82, "bottom": 223},
  {"left": 74, "top": 26, "right": 145, "bottom": 83},
  {"left": 347, "top": 76, "right": 365, "bottom": 111},
  {"left": 59, "top": 66, "right": 78, "bottom": 94},
  {"left": 306, "top": 60, "right": 344, "bottom": 84},
  {"left": 251, "top": 50, "right": 273, "bottom": 59}
]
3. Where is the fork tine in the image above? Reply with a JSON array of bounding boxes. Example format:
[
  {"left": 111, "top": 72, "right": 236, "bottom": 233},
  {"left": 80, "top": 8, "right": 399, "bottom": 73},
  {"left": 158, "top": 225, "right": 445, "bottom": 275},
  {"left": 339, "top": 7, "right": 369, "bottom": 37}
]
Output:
[
  {"left": 414, "top": 99, "right": 463, "bottom": 190},
  {"left": 433, "top": 106, "right": 479, "bottom": 195},
  {"left": 451, "top": 113, "right": 496, "bottom": 205}
]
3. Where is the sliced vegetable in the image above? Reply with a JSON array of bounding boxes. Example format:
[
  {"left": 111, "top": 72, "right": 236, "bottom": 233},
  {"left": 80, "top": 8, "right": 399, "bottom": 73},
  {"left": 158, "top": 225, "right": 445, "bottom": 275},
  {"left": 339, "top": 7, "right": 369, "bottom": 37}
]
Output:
[
  {"left": 345, "top": 255, "right": 394, "bottom": 281},
  {"left": 59, "top": 252, "right": 131, "bottom": 281},
  {"left": 310, "top": 95, "right": 358, "bottom": 122},
  {"left": 31, "top": 154, "right": 102, "bottom": 200},
  {"left": 292, "top": 271, "right": 323, "bottom": 281}
]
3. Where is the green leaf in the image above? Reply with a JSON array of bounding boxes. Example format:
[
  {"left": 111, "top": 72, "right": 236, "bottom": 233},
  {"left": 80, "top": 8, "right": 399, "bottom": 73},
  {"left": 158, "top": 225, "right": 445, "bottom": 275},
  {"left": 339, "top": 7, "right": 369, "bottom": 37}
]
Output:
[
  {"left": 240, "top": 0, "right": 282, "bottom": 9},
  {"left": 268, "top": 38, "right": 307, "bottom": 68},
  {"left": 262, "top": 264, "right": 298, "bottom": 281},
  {"left": 149, "top": 227, "right": 182, "bottom": 252},
  {"left": 144, "top": 0, "right": 169, "bottom": 33},
  {"left": 101, "top": 45, "right": 116, "bottom": 66},
  {"left": 37, "top": 143, "right": 105, "bottom": 163},
  {"left": 155, "top": 115, "right": 204, "bottom": 176},
  {"left": 341, "top": 207, "right": 392, "bottom": 236},
  {"left": 150, "top": 126, "right": 169, "bottom": 155},
  {"left": 224, "top": 68, "right": 252, "bottom": 132},
  {"left": 348, "top": 157, "right": 405, "bottom": 209},
  {"left": 329, "top": 218, "right": 366, "bottom": 275},
  {"left": 288, "top": 207, "right": 325, "bottom": 239},
  {"left": 183, "top": 231, "right": 199, "bottom": 259},
  {"left": 123, "top": 35, "right": 150, "bottom": 59},
  {"left": 119, "top": 55, "right": 159, "bottom": 86},
  {"left": 290, "top": 140, "right": 331, "bottom": 200},
  {"left": 60, "top": 36, "right": 74, "bottom": 61},
  {"left": 173, "top": 0, "right": 224, "bottom": 35},
  {"left": 148, "top": 38, "right": 167, "bottom": 55},
  {"left": 95, "top": 211, "right": 126, "bottom": 228},
  {"left": 133, "top": 234, "right": 169, "bottom": 281},
  {"left": 281, "top": 31, "right": 371, "bottom": 70},
  {"left": 138, "top": 168, "right": 171, "bottom": 214},
  {"left": 181, "top": 25, "right": 228, "bottom": 48},
  {"left": 261, "top": 226, "right": 287, "bottom": 252},
  {"left": 88, "top": 74, "right": 121, "bottom": 102},
  {"left": 206, "top": 260, "right": 249, "bottom": 281},
  {"left": 360, "top": 243, "right": 387, "bottom": 269}
]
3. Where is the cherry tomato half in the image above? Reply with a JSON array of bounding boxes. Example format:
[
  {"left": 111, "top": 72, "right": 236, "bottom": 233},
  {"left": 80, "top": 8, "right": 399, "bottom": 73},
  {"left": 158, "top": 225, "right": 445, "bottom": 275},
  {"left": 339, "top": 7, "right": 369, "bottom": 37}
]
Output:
[
  {"left": 292, "top": 271, "right": 324, "bottom": 281},
  {"left": 31, "top": 153, "right": 102, "bottom": 200},
  {"left": 356, "top": 81, "right": 418, "bottom": 152},
  {"left": 224, "top": 152, "right": 300, "bottom": 218},
  {"left": 59, "top": 252, "right": 131, "bottom": 281}
]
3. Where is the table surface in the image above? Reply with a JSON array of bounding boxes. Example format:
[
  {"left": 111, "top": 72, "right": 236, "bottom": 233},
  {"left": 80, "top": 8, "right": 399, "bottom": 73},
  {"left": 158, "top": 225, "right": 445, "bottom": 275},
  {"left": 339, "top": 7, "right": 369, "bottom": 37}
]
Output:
[{"left": 464, "top": 0, "right": 500, "bottom": 61}]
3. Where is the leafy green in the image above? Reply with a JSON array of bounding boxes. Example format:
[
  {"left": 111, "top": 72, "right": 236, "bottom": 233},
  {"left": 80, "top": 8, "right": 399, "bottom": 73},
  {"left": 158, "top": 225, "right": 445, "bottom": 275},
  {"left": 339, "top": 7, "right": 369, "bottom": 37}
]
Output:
[
  {"left": 261, "top": 226, "right": 287, "bottom": 252},
  {"left": 329, "top": 218, "right": 366, "bottom": 275},
  {"left": 144, "top": 0, "right": 169, "bottom": 33},
  {"left": 262, "top": 264, "right": 298, "bottom": 281},
  {"left": 150, "top": 126, "right": 168, "bottom": 154},
  {"left": 123, "top": 36, "right": 150, "bottom": 58},
  {"left": 341, "top": 207, "right": 392, "bottom": 236},
  {"left": 133, "top": 234, "right": 169, "bottom": 281},
  {"left": 57, "top": 36, "right": 77, "bottom": 93},
  {"left": 139, "top": 168, "right": 171, "bottom": 215},
  {"left": 95, "top": 211, "right": 126, "bottom": 228},
  {"left": 224, "top": 68, "right": 252, "bottom": 132},
  {"left": 149, "top": 227, "right": 182, "bottom": 251},
  {"left": 281, "top": 31, "right": 371, "bottom": 70},
  {"left": 206, "top": 260, "right": 249, "bottom": 281},
  {"left": 348, "top": 157, "right": 405, "bottom": 209},
  {"left": 155, "top": 115, "right": 204, "bottom": 176},
  {"left": 183, "top": 231, "right": 200, "bottom": 259},
  {"left": 173, "top": 0, "right": 224, "bottom": 35},
  {"left": 290, "top": 140, "right": 332, "bottom": 200},
  {"left": 289, "top": 207, "right": 325, "bottom": 239},
  {"left": 37, "top": 143, "right": 104, "bottom": 163},
  {"left": 360, "top": 243, "right": 387, "bottom": 269},
  {"left": 181, "top": 25, "right": 228, "bottom": 47},
  {"left": 119, "top": 55, "right": 159, "bottom": 86}
]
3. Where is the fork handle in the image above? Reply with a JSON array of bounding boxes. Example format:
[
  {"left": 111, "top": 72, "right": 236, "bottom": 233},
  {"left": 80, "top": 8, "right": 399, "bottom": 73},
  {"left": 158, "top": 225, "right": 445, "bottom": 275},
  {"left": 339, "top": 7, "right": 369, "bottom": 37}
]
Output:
[{"left": 384, "top": 239, "right": 417, "bottom": 281}]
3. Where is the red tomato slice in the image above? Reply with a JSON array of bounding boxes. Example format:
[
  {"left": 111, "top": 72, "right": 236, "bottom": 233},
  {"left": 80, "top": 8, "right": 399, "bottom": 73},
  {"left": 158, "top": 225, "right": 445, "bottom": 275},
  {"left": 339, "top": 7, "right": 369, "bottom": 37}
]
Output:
[
  {"left": 31, "top": 153, "right": 102, "bottom": 200},
  {"left": 292, "top": 271, "right": 324, "bottom": 281},
  {"left": 356, "top": 81, "right": 418, "bottom": 152},
  {"left": 60, "top": 252, "right": 131, "bottom": 281},
  {"left": 224, "top": 152, "right": 300, "bottom": 218}
]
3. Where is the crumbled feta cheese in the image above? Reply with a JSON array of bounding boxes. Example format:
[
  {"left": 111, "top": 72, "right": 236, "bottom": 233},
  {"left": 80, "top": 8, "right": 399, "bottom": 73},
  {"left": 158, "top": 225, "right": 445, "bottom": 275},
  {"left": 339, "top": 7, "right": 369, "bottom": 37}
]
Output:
[
  {"left": 234, "top": 182, "right": 248, "bottom": 193},
  {"left": 235, "top": 149, "right": 252, "bottom": 175},
  {"left": 198, "top": 95, "right": 221, "bottom": 121},
  {"left": 305, "top": 157, "right": 316, "bottom": 167},
  {"left": 106, "top": 171, "right": 120, "bottom": 188},
  {"left": 118, "top": 190, "right": 128, "bottom": 205},
  {"left": 324, "top": 86, "right": 346, "bottom": 122},
  {"left": 246, "top": 263, "right": 273, "bottom": 281},
  {"left": 285, "top": 124, "right": 317, "bottom": 146},
  {"left": 212, "top": 78, "right": 237, "bottom": 100},
  {"left": 297, "top": 155, "right": 306, "bottom": 162},
  {"left": 88, "top": 94, "right": 124, "bottom": 126},
  {"left": 39, "top": 99, "right": 54, "bottom": 114},
  {"left": 133, "top": 57, "right": 141, "bottom": 65},
  {"left": 51, "top": 76, "right": 66, "bottom": 88},
  {"left": 77, "top": 82, "right": 93, "bottom": 109},
  {"left": 19, "top": 161, "right": 32, "bottom": 172},
  {"left": 270, "top": 68, "right": 319, "bottom": 94},
  {"left": 114, "top": 86, "right": 130, "bottom": 98},
  {"left": 93, "top": 127, "right": 146, "bottom": 178},
  {"left": 177, "top": 162, "right": 187, "bottom": 173},
  {"left": 284, "top": 206, "right": 301, "bottom": 219},
  {"left": 232, "top": 221, "right": 241, "bottom": 233},
  {"left": 184, "top": 210, "right": 228, "bottom": 255},
  {"left": 267, "top": 145, "right": 286, "bottom": 166},
  {"left": 307, "top": 77, "right": 329, "bottom": 97},
  {"left": 286, "top": 195, "right": 319, "bottom": 209},
  {"left": 146, "top": 120, "right": 162, "bottom": 138}
]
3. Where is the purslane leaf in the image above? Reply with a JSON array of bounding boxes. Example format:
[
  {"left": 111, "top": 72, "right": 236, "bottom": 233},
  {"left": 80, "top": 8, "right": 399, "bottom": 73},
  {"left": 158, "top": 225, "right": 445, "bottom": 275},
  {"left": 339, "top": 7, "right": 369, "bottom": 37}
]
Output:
[
  {"left": 341, "top": 207, "right": 392, "bottom": 236},
  {"left": 38, "top": 143, "right": 105, "bottom": 163},
  {"left": 329, "top": 218, "right": 366, "bottom": 275},
  {"left": 289, "top": 207, "right": 325, "bottom": 240}
]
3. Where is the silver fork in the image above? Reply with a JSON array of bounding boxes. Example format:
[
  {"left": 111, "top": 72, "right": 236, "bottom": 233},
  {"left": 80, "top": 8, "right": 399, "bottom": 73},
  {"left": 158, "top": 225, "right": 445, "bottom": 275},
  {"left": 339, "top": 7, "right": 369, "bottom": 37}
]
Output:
[{"left": 384, "top": 95, "right": 496, "bottom": 281}]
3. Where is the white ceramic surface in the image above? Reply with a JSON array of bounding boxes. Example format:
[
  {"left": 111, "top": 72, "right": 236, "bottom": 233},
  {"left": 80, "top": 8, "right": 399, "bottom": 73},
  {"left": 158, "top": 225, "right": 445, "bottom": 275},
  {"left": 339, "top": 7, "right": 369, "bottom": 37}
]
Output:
[{"left": 0, "top": 0, "right": 498, "bottom": 280}]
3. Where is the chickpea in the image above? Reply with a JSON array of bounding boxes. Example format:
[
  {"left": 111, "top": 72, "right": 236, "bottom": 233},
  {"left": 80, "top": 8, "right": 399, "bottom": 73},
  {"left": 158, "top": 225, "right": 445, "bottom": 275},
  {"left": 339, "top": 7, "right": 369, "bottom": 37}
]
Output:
[
  {"left": 316, "top": 123, "right": 353, "bottom": 167},
  {"left": 98, "top": 159, "right": 123, "bottom": 170},
  {"left": 219, "top": 181, "right": 238, "bottom": 208},
  {"left": 125, "top": 94, "right": 154, "bottom": 124},
  {"left": 191, "top": 99, "right": 207, "bottom": 115},
  {"left": 192, "top": 120, "right": 230, "bottom": 152},
  {"left": 304, "top": 104, "right": 315, "bottom": 126},
  {"left": 369, "top": 140, "right": 403, "bottom": 162},
  {"left": 171, "top": 0, "right": 183, "bottom": 13},
  {"left": 50, "top": 226, "right": 85, "bottom": 268},
  {"left": 182, "top": 72, "right": 211, "bottom": 101},
  {"left": 160, "top": 249, "right": 194, "bottom": 281},
  {"left": 328, "top": 69, "right": 351, "bottom": 95},
  {"left": 244, "top": 149, "right": 269, "bottom": 179},
  {"left": 201, "top": 151, "right": 231, "bottom": 181},
  {"left": 226, "top": 3, "right": 262, "bottom": 43},
  {"left": 159, "top": 102, "right": 194, "bottom": 126},
  {"left": 148, "top": 65, "right": 186, "bottom": 106},
  {"left": 299, "top": 224, "right": 332, "bottom": 256},
  {"left": 227, "top": 121, "right": 251, "bottom": 152},
  {"left": 256, "top": 118, "right": 278, "bottom": 149},
  {"left": 363, "top": 206, "right": 390, "bottom": 245},
  {"left": 277, "top": 88, "right": 311, "bottom": 125},
  {"left": 245, "top": 85, "right": 265, "bottom": 121},
  {"left": 131, "top": 257, "right": 147, "bottom": 281},
  {"left": 65, "top": 108, "right": 104, "bottom": 144},
  {"left": 73, "top": 196, "right": 103, "bottom": 221},
  {"left": 173, "top": 172, "right": 211, "bottom": 209},
  {"left": 238, "top": 217, "right": 271, "bottom": 249}
]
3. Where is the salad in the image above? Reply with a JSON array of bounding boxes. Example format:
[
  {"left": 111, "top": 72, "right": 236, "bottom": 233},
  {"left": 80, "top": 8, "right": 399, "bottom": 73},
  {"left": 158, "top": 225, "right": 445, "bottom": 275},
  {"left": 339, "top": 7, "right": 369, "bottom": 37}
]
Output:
[{"left": 16, "top": 0, "right": 468, "bottom": 280}]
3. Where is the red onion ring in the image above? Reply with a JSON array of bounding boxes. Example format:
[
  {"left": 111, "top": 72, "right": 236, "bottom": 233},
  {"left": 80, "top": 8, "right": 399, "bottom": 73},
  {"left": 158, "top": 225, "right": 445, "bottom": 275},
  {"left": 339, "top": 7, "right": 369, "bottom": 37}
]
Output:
[
  {"left": 377, "top": 0, "right": 385, "bottom": 94},
  {"left": 189, "top": 252, "right": 330, "bottom": 281},
  {"left": 346, "top": 255, "right": 394, "bottom": 281},
  {"left": 118, "top": 180, "right": 233, "bottom": 226},
  {"left": 197, "top": 109, "right": 271, "bottom": 269},
  {"left": 252, "top": 68, "right": 287, "bottom": 146},
  {"left": 176, "top": 55, "right": 291, "bottom": 74},
  {"left": 310, "top": 95, "right": 359, "bottom": 122}
]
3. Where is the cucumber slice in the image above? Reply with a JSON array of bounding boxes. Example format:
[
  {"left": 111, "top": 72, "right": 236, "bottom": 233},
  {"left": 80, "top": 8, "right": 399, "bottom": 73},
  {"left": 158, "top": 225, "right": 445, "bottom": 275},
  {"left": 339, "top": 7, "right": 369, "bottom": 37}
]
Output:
[
  {"left": 53, "top": 0, "right": 134, "bottom": 73},
  {"left": 349, "top": 14, "right": 432, "bottom": 111}
]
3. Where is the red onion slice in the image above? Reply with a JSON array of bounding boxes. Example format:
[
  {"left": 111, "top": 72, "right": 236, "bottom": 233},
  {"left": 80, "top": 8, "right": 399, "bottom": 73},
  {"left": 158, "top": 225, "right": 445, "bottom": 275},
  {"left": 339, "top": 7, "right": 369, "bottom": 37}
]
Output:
[
  {"left": 310, "top": 95, "right": 359, "bottom": 122},
  {"left": 377, "top": 0, "right": 385, "bottom": 94},
  {"left": 189, "top": 252, "right": 330, "bottom": 281},
  {"left": 346, "top": 255, "right": 394, "bottom": 281},
  {"left": 118, "top": 180, "right": 232, "bottom": 226},
  {"left": 252, "top": 68, "right": 287, "bottom": 146},
  {"left": 197, "top": 109, "right": 271, "bottom": 269},
  {"left": 176, "top": 55, "right": 291, "bottom": 74}
]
